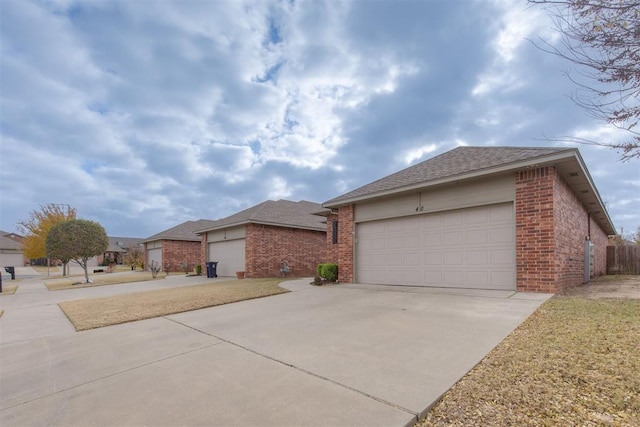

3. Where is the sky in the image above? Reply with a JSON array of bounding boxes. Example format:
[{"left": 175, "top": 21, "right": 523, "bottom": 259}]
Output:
[{"left": 1, "top": 0, "right": 638, "bottom": 239}]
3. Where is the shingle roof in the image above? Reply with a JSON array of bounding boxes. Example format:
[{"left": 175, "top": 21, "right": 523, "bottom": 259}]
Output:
[
  {"left": 0, "top": 233, "right": 21, "bottom": 251},
  {"left": 324, "top": 146, "right": 573, "bottom": 206},
  {"left": 106, "top": 236, "right": 144, "bottom": 252},
  {"left": 143, "top": 219, "right": 217, "bottom": 243},
  {"left": 196, "top": 200, "right": 326, "bottom": 233}
]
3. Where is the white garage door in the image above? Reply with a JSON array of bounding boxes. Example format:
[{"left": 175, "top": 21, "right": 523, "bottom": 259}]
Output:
[
  {"left": 356, "top": 203, "right": 515, "bottom": 290},
  {"left": 147, "top": 248, "right": 162, "bottom": 271},
  {"left": 0, "top": 253, "right": 23, "bottom": 268},
  {"left": 208, "top": 239, "right": 245, "bottom": 277}
]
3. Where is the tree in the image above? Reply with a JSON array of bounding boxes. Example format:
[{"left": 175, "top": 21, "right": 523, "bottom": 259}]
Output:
[
  {"left": 530, "top": 0, "right": 640, "bottom": 160},
  {"left": 17, "top": 204, "right": 76, "bottom": 274},
  {"left": 46, "top": 219, "right": 109, "bottom": 283},
  {"left": 124, "top": 244, "right": 144, "bottom": 270}
]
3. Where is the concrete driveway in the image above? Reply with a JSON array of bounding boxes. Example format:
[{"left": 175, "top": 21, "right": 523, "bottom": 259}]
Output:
[{"left": 0, "top": 278, "right": 551, "bottom": 426}]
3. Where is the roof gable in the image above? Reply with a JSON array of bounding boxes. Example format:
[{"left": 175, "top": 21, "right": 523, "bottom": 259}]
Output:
[
  {"left": 196, "top": 200, "right": 326, "bottom": 233},
  {"left": 324, "top": 146, "right": 572, "bottom": 206},
  {"left": 143, "top": 219, "right": 216, "bottom": 243}
]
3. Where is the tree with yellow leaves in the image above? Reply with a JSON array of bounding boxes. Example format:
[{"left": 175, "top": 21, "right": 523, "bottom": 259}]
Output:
[{"left": 17, "top": 204, "right": 76, "bottom": 274}]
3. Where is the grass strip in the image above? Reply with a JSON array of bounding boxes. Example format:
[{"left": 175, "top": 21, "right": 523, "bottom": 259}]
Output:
[
  {"left": 419, "top": 297, "right": 640, "bottom": 426},
  {"left": 45, "top": 272, "right": 163, "bottom": 291},
  {"left": 0, "top": 285, "right": 18, "bottom": 295},
  {"left": 59, "top": 278, "right": 288, "bottom": 331}
]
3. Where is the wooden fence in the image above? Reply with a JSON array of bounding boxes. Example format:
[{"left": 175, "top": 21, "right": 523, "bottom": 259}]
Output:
[{"left": 607, "top": 246, "right": 640, "bottom": 275}]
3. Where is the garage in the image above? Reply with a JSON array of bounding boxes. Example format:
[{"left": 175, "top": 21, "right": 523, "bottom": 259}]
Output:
[
  {"left": 208, "top": 239, "right": 245, "bottom": 277},
  {"left": 0, "top": 253, "right": 24, "bottom": 269},
  {"left": 356, "top": 203, "right": 515, "bottom": 290},
  {"left": 147, "top": 248, "right": 162, "bottom": 271}
]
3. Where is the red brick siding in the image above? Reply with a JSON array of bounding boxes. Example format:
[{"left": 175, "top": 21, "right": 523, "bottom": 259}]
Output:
[
  {"left": 325, "top": 213, "right": 339, "bottom": 264},
  {"left": 516, "top": 166, "right": 610, "bottom": 293},
  {"left": 162, "top": 240, "right": 201, "bottom": 272},
  {"left": 200, "top": 233, "right": 207, "bottom": 269},
  {"left": 553, "top": 170, "right": 589, "bottom": 291},
  {"left": 245, "top": 223, "right": 326, "bottom": 278},
  {"left": 515, "top": 167, "right": 556, "bottom": 293},
  {"left": 589, "top": 216, "right": 608, "bottom": 277},
  {"left": 553, "top": 170, "right": 609, "bottom": 291},
  {"left": 337, "top": 205, "right": 354, "bottom": 283}
]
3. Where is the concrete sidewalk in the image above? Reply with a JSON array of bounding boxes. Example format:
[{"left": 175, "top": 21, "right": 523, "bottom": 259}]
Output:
[{"left": 0, "top": 279, "right": 551, "bottom": 426}]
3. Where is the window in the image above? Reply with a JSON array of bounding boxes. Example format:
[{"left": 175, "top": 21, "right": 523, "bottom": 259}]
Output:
[{"left": 332, "top": 220, "right": 338, "bottom": 244}]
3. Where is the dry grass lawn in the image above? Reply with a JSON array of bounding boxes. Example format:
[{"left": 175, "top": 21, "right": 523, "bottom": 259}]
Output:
[
  {"left": 419, "top": 297, "right": 640, "bottom": 426},
  {"left": 45, "top": 272, "right": 163, "bottom": 291},
  {"left": 0, "top": 285, "right": 18, "bottom": 295},
  {"left": 59, "top": 278, "right": 288, "bottom": 331}
]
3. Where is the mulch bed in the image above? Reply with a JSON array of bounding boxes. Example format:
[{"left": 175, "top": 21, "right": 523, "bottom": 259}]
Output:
[{"left": 418, "top": 295, "right": 640, "bottom": 426}]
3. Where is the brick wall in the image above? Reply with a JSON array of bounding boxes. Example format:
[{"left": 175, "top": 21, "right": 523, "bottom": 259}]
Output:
[
  {"left": 515, "top": 167, "right": 556, "bottom": 293},
  {"left": 553, "top": 171, "right": 589, "bottom": 291},
  {"left": 516, "top": 166, "right": 610, "bottom": 293},
  {"left": 325, "top": 212, "right": 339, "bottom": 264},
  {"left": 589, "top": 215, "right": 608, "bottom": 276},
  {"left": 162, "top": 240, "right": 201, "bottom": 273},
  {"left": 553, "top": 170, "right": 609, "bottom": 291},
  {"left": 245, "top": 223, "right": 326, "bottom": 278},
  {"left": 337, "top": 205, "right": 354, "bottom": 283},
  {"left": 200, "top": 233, "right": 207, "bottom": 268}
]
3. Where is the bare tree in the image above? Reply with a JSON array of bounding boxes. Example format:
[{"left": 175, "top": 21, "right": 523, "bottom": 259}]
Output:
[
  {"left": 124, "top": 245, "right": 144, "bottom": 270},
  {"left": 530, "top": 0, "right": 640, "bottom": 160}
]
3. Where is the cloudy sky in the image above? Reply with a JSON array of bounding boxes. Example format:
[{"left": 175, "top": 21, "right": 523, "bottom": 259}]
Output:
[{"left": 1, "top": 0, "right": 638, "bottom": 238}]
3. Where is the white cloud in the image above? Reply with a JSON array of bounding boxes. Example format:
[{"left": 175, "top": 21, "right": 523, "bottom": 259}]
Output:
[{"left": 402, "top": 144, "right": 438, "bottom": 165}]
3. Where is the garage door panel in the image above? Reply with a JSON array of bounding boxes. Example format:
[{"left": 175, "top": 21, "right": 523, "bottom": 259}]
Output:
[
  {"left": 356, "top": 202, "right": 515, "bottom": 290},
  {"left": 423, "top": 232, "right": 442, "bottom": 246},
  {"left": 147, "top": 248, "right": 162, "bottom": 271},
  {"left": 403, "top": 270, "right": 422, "bottom": 284},
  {"left": 467, "top": 229, "right": 488, "bottom": 245},
  {"left": 490, "top": 205, "right": 513, "bottom": 221},
  {"left": 467, "top": 271, "right": 489, "bottom": 286},
  {"left": 467, "top": 208, "right": 488, "bottom": 224},
  {"left": 467, "top": 250, "right": 488, "bottom": 265},
  {"left": 491, "top": 227, "right": 513, "bottom": 243},
  {"left": 444, "top": 271, "right": 464, "bottom": 286},
  {"left": 422, "top": 215, "right": 442, "bottom": 229},
  {"left": 491, "top": 249, "right": 514, "bottom": 265},
  {"left": 424, "top": 252, "right": 442, "bottom": 265},
  {"left": 491, "top": 271, "right": 514, "bottom": 287},
  {"left": 208, "top": 239, "right": 245, "bottom": 277}
]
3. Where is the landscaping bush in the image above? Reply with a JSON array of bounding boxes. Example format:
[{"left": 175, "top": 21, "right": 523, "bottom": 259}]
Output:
[
  {"left": 195, "top": 264, "right": 202, "bottom": 275},
  {"left": 317, "top": 263, "right": 338, "bottom": 282}
]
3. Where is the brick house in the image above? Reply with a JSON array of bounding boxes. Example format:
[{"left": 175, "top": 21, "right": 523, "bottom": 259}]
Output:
[
  {"left": 102, "top": 237, "right": 145, "bottom": 265},
  {"left": 143, "top": 220, "right": 215, "bottom": 273},
  {"left": 322, "top": 147, "right": 615, "bottom": 293},
  {"left": 196, "top": 200, "right": 326, "bottom": 278},
  {"left": 0, "top": 230, "right": 25, "bottom": 269}
]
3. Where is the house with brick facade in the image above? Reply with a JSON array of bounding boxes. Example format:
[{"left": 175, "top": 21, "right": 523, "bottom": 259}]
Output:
[
  {"left": 0, "top": 230, "right": 24, "bottom": 270},
  {"left": 143, "top": 220, "right": 215, "bottom": 273},
  {"left": 322, "top": 146, "right": 615, "bottom": 293},
  {"left": 196, "top": 200, "right": 326, "bottom": 278}
]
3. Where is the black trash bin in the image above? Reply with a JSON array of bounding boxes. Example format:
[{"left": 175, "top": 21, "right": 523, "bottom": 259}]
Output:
[
  {"left": 4, "top": 266, "right": 15, "bottom": 280},
  {"left": 206, "top": 261, "right": 218, "bottom": 278}
]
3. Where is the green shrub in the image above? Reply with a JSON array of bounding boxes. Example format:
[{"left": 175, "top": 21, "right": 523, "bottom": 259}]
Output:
[
  {"left": 195, "top": 264, "right": 202, "bottom": 275},
  {"left": 317, "top": 263, "right": 338, "bottom": 282}
]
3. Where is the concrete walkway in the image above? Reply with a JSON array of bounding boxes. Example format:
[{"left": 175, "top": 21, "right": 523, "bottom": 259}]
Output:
[{"left": 0, "top": 278, "right": 551, "bottom": 426}]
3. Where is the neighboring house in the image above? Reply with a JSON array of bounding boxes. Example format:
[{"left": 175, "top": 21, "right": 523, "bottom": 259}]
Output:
[
  {"left": 102, "top": 237, "right": 145, "bottom": 265},
  {"left": 0, "top": 230, "right": 24, "bottom": 268},
  {"left": 196, "top": 200, "right": 327, "bottom": 278},
  {"left": 322, "top": 146, "right": 615, "bottom": 294},
  {"left": 143, "top": 220, "right": 215, "bottom": 272}
]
